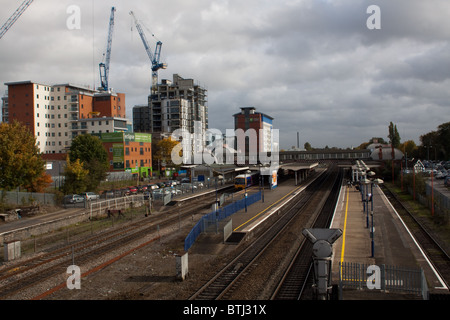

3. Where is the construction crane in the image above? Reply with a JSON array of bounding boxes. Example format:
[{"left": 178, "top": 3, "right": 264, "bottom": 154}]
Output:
[
  {"left": 0, "top": 0, "right": 34, "bottom": 39},
  {"left": 129, "top": 11, "right": 167, "bottom": 95},
  {"left": 99, "top": 7, "right": 116, "bottom": 91}
]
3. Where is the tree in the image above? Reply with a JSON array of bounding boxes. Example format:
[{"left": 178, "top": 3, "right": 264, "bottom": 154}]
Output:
[
  {"left": 399, "top": 140, "right": 417, "bottom": 158},
  {"left": 388, "top": 122, "right": 401, "bottom": 148},
  {"left": 63, "top": 157, "right": 89, "bottom": 194},
  {"left": 154, "top": 137, "right": 180, "bottom": 167},
  {"left": 68, "top": 134, "right": 108, "bottom": 191},
  {"left": 0, "top": 121, "right": 46, "bottom": 191},
  {"left": 304, "top": 142, "right": 313, "bottom": 151},
  {"left": 436, "top": 122, "right": 450, "bottom": 160},
  {"left": 420, "top": 122, "right": 450, "bottom": 160},
  {"left": 25, "top": 172, "right": 53, "bottom": 193}
]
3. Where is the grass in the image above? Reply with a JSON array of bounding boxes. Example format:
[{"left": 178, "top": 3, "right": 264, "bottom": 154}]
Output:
[{"left": 385, "top": 182, "right": 450, "bottom": 251}]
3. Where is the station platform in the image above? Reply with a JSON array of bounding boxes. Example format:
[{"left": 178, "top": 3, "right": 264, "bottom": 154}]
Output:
[
  {"left": 330, "top": 184, "right": 448, "bottom": 297},
  {"left": 229, "top": 170, "right": 323, "bottom": 234}
]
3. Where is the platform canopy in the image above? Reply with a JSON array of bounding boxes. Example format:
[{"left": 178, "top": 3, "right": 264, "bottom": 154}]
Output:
[{"left": 280, "top": 162, "right": 319, "bottom": 172}]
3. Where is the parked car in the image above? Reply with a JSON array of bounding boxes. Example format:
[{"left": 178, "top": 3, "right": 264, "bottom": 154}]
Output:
[
  {"left": 81, "top": 192, "right": 100, "bottom": 200},
  {"left": 137, "top": 185, "right": 148, "bottom": 193},
  {"left": 147, "top": 184, "right": 159, "bottom": 191},
  {"left": 64, "top": 194, "right": 84, "bottom": 204},
  {"left": 103, "top": 190, "right": 114, "bottom": 198},
  {"left": 128, "top": 186, "right": 138, "bottom": 194}
]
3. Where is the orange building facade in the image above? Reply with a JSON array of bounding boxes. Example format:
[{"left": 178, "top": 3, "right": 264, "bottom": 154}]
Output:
[{"left": 94, "top": 132, "right": 152, "bottom": 177}]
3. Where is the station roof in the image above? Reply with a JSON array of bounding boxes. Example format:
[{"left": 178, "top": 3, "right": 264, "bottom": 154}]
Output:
[{"left": 280, "top": 162, "right": 319, "bottom": 171}]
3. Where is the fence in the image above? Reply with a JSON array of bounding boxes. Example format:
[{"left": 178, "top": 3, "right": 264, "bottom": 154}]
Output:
[
  {"left": 88, "top": 194, "right": 147, "bottom": 219},
  {"left": 184, "top": 191, "right": 262, "bottom": 251},
  {"left": 338, "top": 262, "right": 428, "bottom": 299},
  {"left": 0, "top": 190, "right": 56, "bottom": 206}
]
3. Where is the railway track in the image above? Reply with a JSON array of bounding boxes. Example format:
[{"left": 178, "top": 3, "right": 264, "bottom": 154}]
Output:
[
  {"left": 189, "top": 167, "right": 342, "bottom": 300},
  {"left": 380, "top": 185, "right": 450, "bottom": 290},
  {"left": 0, "top": 187, "right": 234, "bottom": 299},
  {"left": 271, "top": 168, "right": 343, "bottom": 300}
]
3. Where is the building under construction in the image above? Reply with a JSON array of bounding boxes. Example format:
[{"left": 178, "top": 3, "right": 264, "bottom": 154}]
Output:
[{"left": 133, "top": 74, "right": 208, "bottom": 142}]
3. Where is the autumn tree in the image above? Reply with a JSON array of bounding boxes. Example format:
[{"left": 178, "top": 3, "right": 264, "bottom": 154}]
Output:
[
  {"left": 62, "top": 157, "right": 89, "bottom": 195},
  {"left": 68, "top": 134, "right": 108, "bottom": 191},
  {"left": 399, "top": 140, "right": 417, "bottom": 158},
  {"left": 154, "top": 137, "right": 180, "bottom": 167},
  {"left": 0, "top": 121, "right": 46, "bottom": 191},
  {"left": 25, "top": 172, "right": 53, "bottom": 193}
]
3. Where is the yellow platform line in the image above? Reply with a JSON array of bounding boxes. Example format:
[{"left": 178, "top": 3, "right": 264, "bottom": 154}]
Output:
[{"left": 340, "top": 186, "right": 350, "bottom": 265}]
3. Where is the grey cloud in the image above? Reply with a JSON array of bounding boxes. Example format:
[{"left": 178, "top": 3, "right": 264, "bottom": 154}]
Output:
[{"left": 1, "top": 0, "right": 449, "bottom": 149}]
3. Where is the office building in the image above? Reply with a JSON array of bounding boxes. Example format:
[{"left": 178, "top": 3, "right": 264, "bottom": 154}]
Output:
[{"left": 94, "top": 132, "right": 152, "bottom": 177}]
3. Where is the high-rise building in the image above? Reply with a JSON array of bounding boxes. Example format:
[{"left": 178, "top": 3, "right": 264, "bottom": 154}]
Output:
[
  {"left": 233, "top": 107, "right": 274, "bottom": 155},
  {"left": 133, "top": 74, "right": 208, "bottom": 142},
  {"left": 3, "top": 80, "right": 127, "bottom": 154}
]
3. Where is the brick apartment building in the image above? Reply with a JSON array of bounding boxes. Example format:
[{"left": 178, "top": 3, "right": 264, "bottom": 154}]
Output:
[{"left": 2, "top": 80, "right": 126, "bottom": 155}]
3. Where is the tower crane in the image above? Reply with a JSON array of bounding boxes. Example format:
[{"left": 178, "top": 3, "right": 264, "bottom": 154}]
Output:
[
  {"left": 99, "top": 7, "right": 116, "bottom": 91},
  {"left": 129, "top": 11, "right": 167, "bottom": 95},
  {"left": 0, "top": 0, "right": 34, "bottom": 39}
]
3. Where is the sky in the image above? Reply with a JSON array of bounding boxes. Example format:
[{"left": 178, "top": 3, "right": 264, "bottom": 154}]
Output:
[{"left": 1, "top": 0, "right": 449, "bottom": 150}]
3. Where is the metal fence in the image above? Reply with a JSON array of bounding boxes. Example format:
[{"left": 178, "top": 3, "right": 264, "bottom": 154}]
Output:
[
  {"left": 0, "top": 190, "right": 56, "bottom": 206},
  {"left": 184, "top": 191, "right": 262, "bottom": 251},
  {"left": 88, "top": 194, "right": 147, "bottom": 219},
  {"left": 338, "top": 262, "right": 428, "bottom": 299}
]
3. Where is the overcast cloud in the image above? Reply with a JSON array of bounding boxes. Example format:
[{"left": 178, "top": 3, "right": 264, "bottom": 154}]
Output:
[{"left": 1, "top": 0, "right": 449, "bottom": 149}]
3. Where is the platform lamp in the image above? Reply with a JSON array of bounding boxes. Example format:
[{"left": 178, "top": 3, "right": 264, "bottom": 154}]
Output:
[
  {"left": 259, "top": 164, "right": 265, "bottom": 203},
  {"left": 245, "top": 170, "right": 251, "bottom": 212},
  {"left": 370, "top": 178, "right": 384, "bottom": 258},
  {"left": 361, "top": 177, "right": 371, "bottom": 228}
]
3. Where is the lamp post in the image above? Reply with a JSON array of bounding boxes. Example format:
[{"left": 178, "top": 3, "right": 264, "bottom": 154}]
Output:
[
  {"left": 361, "top": 177, "right": 371, "bottom": 228},
  {"left": 259, "top": 164, "right": 265, "bottom": 203},
  {"left": 245, "top": 170, "right": 251, "bottom": 212},
  {"left": 370, "top": 178, "right": 384, "bottom": 258}
]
